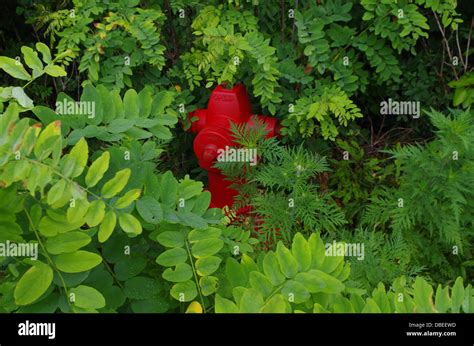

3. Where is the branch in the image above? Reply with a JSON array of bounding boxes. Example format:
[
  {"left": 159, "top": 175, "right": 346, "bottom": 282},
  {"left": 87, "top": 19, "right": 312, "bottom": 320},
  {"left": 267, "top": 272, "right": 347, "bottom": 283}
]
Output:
[{"left": 432, "top": 10, "right": 459, "bottom": 80}]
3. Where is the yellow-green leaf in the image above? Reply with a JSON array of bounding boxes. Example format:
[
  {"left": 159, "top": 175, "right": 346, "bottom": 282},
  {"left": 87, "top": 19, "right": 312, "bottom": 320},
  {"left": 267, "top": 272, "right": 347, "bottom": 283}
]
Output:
[
  {"left": 44, "top": 64, "right": 67, "bottom": 77},
  {"left": 118, "top": 213, "right": 142, "bottom": 235},
  {"left": 85, "top": 151, "right": 109, "bottom": 188},
  {"left": 67, "top": 198, "right": 90, "bottom": 224},
  {"left": 45, "top": 231, "right": 91, "bottom": 255},
  {"left": 36, "top": 42, "right": 52, "bottom": 64},
  {"left": 84, "top": 199, "right": 105, "bottom": 227},
  {"left": 68, "top": 137, "right": 88, "bottom": 177},
  {"left": 21, "top": 46, "right": 43, "bottom": 72},
  {"left": 46, "top": 179, "right": 67, "bottom": 206},
  {"left": 98, "top": 211, "right": 117, "bottom": 243},
  {"left": 69, "top": 285, "right": 105, "bottom": 309},
  {"left": 55, "top": 250, "right": 102, "bottom": 273},
  {"left": 185, "top": 301, "right": 203, "bottom": 313},
  {"left": 14, "top": 262, "right": 53, "bottom": 305},
  {"left": 101, "top": 168, "right": 131, "bottom": 198},
  {"left": 0, "top": 56, "right": 31, "bottom": 80},
  {"left": 114, "top": 189, "right": 141, "bottom": 209}
]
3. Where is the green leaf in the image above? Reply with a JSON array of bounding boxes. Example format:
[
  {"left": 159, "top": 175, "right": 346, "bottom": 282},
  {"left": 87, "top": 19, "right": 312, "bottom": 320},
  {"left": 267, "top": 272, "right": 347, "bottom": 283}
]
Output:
[
  {"left": 46, "top": 179, "right": 67, "bottom": 206},
  {"left": 249, "top": 271, "right": 274, "bottom": 298},
  {"left": 195, "top": 256, "right": 221, "bottom": 276},
  {"left": 413, "top": 277, "right": 434, "bottom": 313},
  {"left": 85, "top": 151, "right": 110, "bottom": 188},
  {"left": 451, "top": 277, "right": 464, "bottom": 313},
  {"left": 178, "top": 176, "right": 203, "bottom": 200},
  {"left": 36, "top": 42, "right": 52, "bottom": 64},
  {"left": 160, "top": 171, "right": 178, "bottom": 206},
  {"left": 276, "top": 242, "right": 299, "bottom": 278},
  {"left": 44, "top": 64, "right": 67, "bottom": 77},
  {"left": 162, "top": 263, "right": 193, "bottom": 282},
  {"left": 453, "top": 88, "right": 467, "bottom": 106},
  {"left": 292, "top": 233, "right": 312, "bottom": 271},
  {"left": 45, "top": 231, "right": 91, "bottom": 255},
  {"left": 308, "top": 233, "right": 325, "bottom": 268},
  {"left": 188, "top": 227, "right": 221, "bottom": 242},
  {"left": 191, "top": 191, "right": 211, "bottom": 216},
  {"left": 435, "top": 285, "right": 451, "bottom": 313},
  {"left": 281, "top": 280, "right": 310, "bottom": 304},
  {"left": 239, "top": 288, "right": 264, "bottom": 313},
  {"left": 215, "top": 294, "right": 240, "bottom": 313},
  {"left": 14, "top": 262, "right": 53, "bottom": 306},
  {"left": 101, "top": 168, "right": 131, "bottom": 198},
  {"left": 136, "top": 196, "right": 163, "bottom": 224},
  {"left": 114, "top": 189, "right": 141, "bottom": 209},
  {"left": 67, "top": 198, "right": 89, "bottom": 224},
  {"left": 225, "top": 257, "right": 247, "bottom": 288},
  {"left": 156, "top": 247, "right": 188, "bottom": 267},
  {"left": 84, "top": 199, "right": 105, "bottom": 227},
  {"left": 38, "top": 214, "right": 82, "bottom": 237},
  {"left": 124, "top": 276, "right": 161, "bottom": 299},
  {"left": 69, "top": 285, "right": 106, "bottom": 309},
  {"left": 362, "top": 298, "right": 382, "bottom": 313},
  {"left": 123, "top": 89, "right": 139, "bottom": 118},
  {"left": 11, "top": 87, "right": 34, "bottom": 108},
  {"left": 68, "top": 137, "right": 88, "bottom": 177},
  {"left": 261, "top": 294, "right": 287, "bottom": 313},
  {"left": 138, "top": 87, "right": 153, "bottom": 118},
  {"left": 118, "top": 213, "right": 142, "bottom": 235},
  {"left": 151, "top": 91, "right": 174, "bottom": 115},
  {"left": 156, "top": 231, "right": 185, "bottom": 248},
  {"left": 170, "top": 280, "right": 197, "bottom": 302},
  {"left": 200, "top": 275, "right": 218, "bottom": 296},
  {"left": 177, "top": 211, "right": 208, "bottom": 229},
  {"left": 114, "top": 257, "right": 147, "bottom": 281},
  {"left": 55, "top": 250, "right": 102, "bottom": 273},
  {"left": 0, "top": 56, "right": 31, "bottom": 80},
  {"left": 191, "top": 238, "right": 224, "bottom": 258},
  {"left": 21, "top": 46, "right": 43, "bottom": 72},
  {"left": 263, "top": 251, "right": 286, "bottom": 286},
  {"left": 98, "top": 211, "right": 117, "bottom": 243}
]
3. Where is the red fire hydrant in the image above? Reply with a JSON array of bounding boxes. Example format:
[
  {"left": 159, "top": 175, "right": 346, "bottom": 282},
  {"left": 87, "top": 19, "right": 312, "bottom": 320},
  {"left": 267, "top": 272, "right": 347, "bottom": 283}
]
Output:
[{"left": 187, "top": 84, "right": 280, "bottom": 208}]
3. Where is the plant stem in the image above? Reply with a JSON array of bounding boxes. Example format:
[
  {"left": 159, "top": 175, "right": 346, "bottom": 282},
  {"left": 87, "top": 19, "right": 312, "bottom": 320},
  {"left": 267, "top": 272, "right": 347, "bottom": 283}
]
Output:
[
  {"left": 185, "top": 239, "right": 206, "bottom": 310},
  {"left": 24, "top": 208, "right": 73, "bottom": 310}
]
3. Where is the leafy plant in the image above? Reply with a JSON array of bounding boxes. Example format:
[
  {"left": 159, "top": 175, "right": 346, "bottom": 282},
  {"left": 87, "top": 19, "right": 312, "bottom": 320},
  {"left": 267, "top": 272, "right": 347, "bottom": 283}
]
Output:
[
  {"left": 32, "top": 84, "right": 179, "bottom": 145},
  {"left": 216, "top": 119, "right": 346, "bottom": 247},
  {"left": 281, "top": 84, "right": 363, "bottom": 140},
  {"left": 0, "top": 42, "right": 71, "bottom": 111},
  {"left": 215, "top": 232, "right": 474, "bottom": 313},
  {"left": 362, "top": 108, "right": 474, "bottom": 282}
]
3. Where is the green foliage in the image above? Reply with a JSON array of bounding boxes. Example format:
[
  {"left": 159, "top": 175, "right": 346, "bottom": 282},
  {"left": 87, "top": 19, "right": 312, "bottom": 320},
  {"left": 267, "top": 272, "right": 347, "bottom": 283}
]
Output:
[
  {"left": 449, "top": 72, "right": 474, "bottom": 108},
  {"left": 282, "top": 85, "right": 363, "bottom": 140},
  {"left": 215, "top": 233, "right": 474, "bottom": 313},
  {"left": 328, "top": 139, "right": 396, "bottom": 221},
  {"left": 180, "top": 5, "right": 282, "bottom": 114},
  {"left": 154, "top": 225, "right": 223, "bottom": 304},
  {"left": 33, "top": 84, "right": 178, "bottom": 145},
  {"left": 215, "top": 232, "right": 350, "bottom": 313},
  {"left": 0, "top": 42, "right": 70, "bottom": 112},
  {"left": 52, "top": 0, "right": 166, "bottom": 89},
  {"left": 1, "top": 0, "right": 473, "bottom": 316},
  {"left": 216, "top": 119, "right": 346, "bottom": 247},
  {"left": 362, "top": 109, "right": 474, "bottom": 281}
]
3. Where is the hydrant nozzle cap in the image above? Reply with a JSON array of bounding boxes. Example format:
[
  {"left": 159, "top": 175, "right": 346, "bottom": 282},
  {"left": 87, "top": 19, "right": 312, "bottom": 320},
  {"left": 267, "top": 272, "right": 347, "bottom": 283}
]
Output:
[{"left": 202, "top": 145, "right": 218, "bottom": 163}]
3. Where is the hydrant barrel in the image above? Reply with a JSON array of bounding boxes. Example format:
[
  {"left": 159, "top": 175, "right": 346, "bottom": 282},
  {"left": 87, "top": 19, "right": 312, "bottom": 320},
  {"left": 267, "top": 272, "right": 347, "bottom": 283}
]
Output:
[{"left": 187, "top": 84, "right": 280, "bottom": 208}]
